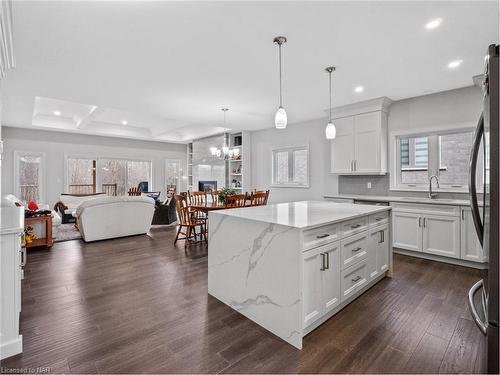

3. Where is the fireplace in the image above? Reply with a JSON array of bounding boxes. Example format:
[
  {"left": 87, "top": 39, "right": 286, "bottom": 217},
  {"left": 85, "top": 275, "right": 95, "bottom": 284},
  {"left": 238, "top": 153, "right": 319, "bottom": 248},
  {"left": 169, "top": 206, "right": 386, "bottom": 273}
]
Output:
[{"left": 198, "top": 180, "right": 217, "bottom": 192}]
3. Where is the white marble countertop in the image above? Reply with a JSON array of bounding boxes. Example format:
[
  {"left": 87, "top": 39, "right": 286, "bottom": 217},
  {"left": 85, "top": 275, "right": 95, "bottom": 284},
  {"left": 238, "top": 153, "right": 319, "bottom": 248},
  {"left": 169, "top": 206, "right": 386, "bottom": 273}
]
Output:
[
  {"left": 0, "top": 206, "right": 24, "bottom": 235},
  {"left": 211, "top": 200, "right": 391, "bottom": 229},
  {"left": 324, "top": 194, "right": 470, "bottom": 206}
]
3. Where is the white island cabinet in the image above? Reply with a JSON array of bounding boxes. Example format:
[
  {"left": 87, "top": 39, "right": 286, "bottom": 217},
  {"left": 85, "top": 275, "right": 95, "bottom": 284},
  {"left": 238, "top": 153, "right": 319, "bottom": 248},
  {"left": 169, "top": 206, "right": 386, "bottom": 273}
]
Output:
[
  {"left": 208, "top": 201, "right": 392, "bottom": 349},
  {"left": 1, "top": 206, "right": 25, "bottom": 360}
]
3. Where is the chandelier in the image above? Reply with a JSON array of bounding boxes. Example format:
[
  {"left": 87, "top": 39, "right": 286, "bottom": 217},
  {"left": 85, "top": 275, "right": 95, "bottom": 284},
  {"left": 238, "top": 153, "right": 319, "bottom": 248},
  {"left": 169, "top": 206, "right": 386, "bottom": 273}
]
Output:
[{"left": 210, "top": 108, "right": 239, "bottom": 160}]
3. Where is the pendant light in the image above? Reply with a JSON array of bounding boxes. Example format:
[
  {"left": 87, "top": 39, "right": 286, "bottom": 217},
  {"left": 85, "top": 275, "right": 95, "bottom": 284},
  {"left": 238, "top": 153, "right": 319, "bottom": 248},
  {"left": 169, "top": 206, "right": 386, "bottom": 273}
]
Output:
[
  {"left": 221, "top": 108, "right": 230, "bottom": 155},
  {"left": 273, "top": 36, "right": 287, "bottom": 129},
  {"left": 325, "top": 66, "right": 336, "bottom": 139}
]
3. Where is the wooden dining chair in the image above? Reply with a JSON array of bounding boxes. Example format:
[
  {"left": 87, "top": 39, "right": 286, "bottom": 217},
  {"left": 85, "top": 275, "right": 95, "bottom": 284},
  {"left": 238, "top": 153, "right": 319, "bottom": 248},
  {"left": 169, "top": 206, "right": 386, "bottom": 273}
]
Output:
[
  {"left": 174, "top": 195, "right": 207, "bottom": 250},
  {"left": 225, "top": 194, "right": 248, "bottom": 208},
  {"left": 210, "top": 189, "right": 219, "bottom": 204},
  {"left": 264, "top": 190, "right": 270, "bottom": 205},
  {"left": 250, "top": 191, "right": 268, "bottom": 206},
  {"left": 128, "top": 187, "right": 142, "bottom": 196},
  {"left": 188, "top": 191, "right": 208, "bottom": 220}
]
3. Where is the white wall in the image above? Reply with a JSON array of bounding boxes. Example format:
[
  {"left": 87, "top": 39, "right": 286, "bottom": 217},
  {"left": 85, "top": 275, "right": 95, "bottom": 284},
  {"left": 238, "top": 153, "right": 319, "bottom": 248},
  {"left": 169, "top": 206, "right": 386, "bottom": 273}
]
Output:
[
  {"left": 251, "top": 118, "right": 338, "bottom": 204},
  {"left": 389, "top": 86, "right": 482, "bottom": 133},
  {"left": 1, "top": 127, "right": 187, "bottom": 205}
]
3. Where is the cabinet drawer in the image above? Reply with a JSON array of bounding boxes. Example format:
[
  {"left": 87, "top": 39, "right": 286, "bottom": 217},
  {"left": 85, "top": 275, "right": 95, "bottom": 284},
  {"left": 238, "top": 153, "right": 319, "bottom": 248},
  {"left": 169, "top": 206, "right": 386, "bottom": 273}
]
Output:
[
  {"left": 341, "top": 231, "right": 368, "bottom": 269},
  {"left": 369, "top": 211, "right": 389, "bottom": 227},
  {"left": 341, "top": 259, "right": 368, "bottom": 302},
  {"left": 302, "top": 223, "right": 340, "bottom": 250},
  {"left": 342, "top": 216, "right": 368, "bottom": 237}
]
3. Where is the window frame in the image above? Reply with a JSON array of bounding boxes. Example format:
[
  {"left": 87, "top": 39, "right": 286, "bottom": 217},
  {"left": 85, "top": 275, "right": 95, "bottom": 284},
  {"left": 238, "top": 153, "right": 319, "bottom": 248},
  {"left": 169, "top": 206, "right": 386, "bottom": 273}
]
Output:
[
  {"left": 64, "top": 154, "right": 153, "bottom": 195},
  {"left": 14, "top": 150, "right": 46, "bottom": 204},
  {"left": 271, "top": 145, "right": 310, "bottom": 188},
  {"left": 165, "top": 158, "right": 182, "bottom": 194},
  {"left": 390, "top": 122, "right": 476, "bottom": 193},
  {"left": 64, "top": 154, "right": 98, "bottom": 194}
]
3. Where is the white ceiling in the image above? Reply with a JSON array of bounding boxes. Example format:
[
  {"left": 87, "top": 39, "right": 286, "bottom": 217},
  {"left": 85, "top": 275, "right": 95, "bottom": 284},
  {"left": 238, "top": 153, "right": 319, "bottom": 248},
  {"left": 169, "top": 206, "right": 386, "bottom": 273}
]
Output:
[{"left": 1, "top": 1, "right": 498, "bottom": 143}]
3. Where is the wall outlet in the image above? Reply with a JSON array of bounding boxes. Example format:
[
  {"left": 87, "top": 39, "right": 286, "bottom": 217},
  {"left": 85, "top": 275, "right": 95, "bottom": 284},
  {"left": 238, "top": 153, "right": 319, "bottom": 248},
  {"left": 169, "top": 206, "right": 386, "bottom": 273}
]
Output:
[{"left": 367, "top": 182, "right": 372, "bottom": 189}]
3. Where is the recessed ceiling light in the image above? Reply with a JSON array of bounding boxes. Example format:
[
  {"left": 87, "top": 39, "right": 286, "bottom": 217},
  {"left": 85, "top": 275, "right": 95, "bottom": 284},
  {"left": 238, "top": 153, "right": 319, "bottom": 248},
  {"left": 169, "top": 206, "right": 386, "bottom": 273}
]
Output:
[
  {"left": 425, "top": 18, "right": 442, "bottom": 30},
  {"left": 354, "top": 86, "right": 364, "bottom": 93},
  {"left": 53, "top": 110, "right": 61, "bottom": 116},
  {"left": 448, "top": 60, "right": 463, "bottom": 69},
  {"left": 121, "top": 120, "right": 128, "bottom": 125}
]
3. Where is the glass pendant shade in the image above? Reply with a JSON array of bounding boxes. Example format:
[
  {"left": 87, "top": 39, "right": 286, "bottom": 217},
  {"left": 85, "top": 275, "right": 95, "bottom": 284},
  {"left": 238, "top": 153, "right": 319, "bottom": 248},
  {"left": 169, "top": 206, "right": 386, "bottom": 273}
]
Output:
[
  {"left": 325, "top": 122, "right": 336, "bottom": 139},
  {"left": 275, "top": 106, "right": 287, "bottom": 129}
]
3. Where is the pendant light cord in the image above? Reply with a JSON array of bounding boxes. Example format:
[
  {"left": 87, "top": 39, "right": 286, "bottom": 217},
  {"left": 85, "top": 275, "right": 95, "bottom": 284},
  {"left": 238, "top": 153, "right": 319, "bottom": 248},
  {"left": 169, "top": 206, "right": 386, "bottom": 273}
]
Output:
[
  {"left": 329, "top": 70, "right": 332, "bottom": 122},
  {"left": 279, "top": 43, "right": 283, "bottom": 108}
]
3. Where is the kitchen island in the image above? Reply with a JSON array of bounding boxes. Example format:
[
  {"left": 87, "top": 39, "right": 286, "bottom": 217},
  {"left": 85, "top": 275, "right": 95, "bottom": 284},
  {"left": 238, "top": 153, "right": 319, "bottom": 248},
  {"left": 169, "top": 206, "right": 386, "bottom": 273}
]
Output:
[{"left": 208, "top": 200, "right": 392, "bottom": 349}]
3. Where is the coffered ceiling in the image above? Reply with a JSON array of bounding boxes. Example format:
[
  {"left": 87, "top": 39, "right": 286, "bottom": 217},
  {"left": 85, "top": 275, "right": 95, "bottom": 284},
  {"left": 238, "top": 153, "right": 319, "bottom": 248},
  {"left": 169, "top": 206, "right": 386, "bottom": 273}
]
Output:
[{"left": 1, "top": 1, "right": 498, "bottom": 143}]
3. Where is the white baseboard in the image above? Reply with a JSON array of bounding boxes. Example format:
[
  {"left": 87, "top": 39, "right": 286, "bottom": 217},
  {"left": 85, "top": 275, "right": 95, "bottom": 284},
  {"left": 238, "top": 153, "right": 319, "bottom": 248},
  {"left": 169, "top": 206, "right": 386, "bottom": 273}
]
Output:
[
  {"left": 0, "top": 335, "right": 23, "bottom": 360},
  {"left": 393, "top": 248, "right": 487, "bottom": 269}
]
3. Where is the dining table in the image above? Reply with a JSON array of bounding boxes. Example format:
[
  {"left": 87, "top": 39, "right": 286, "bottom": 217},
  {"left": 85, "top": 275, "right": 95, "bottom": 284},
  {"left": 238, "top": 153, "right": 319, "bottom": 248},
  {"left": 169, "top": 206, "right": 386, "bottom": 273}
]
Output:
[{"left": 188, "top": 200, "right": 251, "bottom": 240}]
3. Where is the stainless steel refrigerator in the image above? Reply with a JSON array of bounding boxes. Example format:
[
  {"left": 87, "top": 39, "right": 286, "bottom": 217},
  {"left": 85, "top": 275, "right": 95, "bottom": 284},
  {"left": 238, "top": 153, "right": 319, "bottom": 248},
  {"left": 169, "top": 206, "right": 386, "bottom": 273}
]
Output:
[{"left": 469, "top": 43, "right": 499, "bottom": 374}]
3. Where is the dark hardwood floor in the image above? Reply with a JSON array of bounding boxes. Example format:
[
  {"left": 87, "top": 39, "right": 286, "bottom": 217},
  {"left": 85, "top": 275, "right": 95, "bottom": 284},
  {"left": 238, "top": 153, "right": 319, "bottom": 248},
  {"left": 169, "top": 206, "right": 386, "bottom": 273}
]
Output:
[{"left": 1, "top": 225, "right": 486, "bottom": 373}]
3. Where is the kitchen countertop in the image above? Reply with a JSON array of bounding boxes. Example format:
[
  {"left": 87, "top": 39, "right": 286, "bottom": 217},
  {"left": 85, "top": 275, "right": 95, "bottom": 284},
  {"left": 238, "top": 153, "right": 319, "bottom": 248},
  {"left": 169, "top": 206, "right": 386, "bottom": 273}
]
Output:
[
  {"left": 210, "top": 200, "right": 391, "bottom": 229},
  {"left": 324, "top": 194, "right": 470, "bottom": 206}
]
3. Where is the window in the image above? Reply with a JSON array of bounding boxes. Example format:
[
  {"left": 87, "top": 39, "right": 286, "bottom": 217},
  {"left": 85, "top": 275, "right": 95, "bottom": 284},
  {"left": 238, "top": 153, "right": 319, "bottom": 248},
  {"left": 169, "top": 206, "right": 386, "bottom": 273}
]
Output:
[
  {"left": 14, "top": 151, "right": 45, "bottom": 203},
  {"left": 100, "top": 159, "right": 151, "bottom": 196},
  {"left": 67, "top": 158, "right": 96, "bottom": 194},
  {"left": 438, "top": 132, "right": 473, "bottom": 187},
  {"left": 65, "top": 156, "right": 152, "bottom": 196},
  {"left": 399, "top": 136, "right": 429, "bottom": 185},
  {"left": 394, "top": 129, "right": 474, "bottom": 191},
  {"left": 272, "top": 146, "right": 309, "bottom": 187},
  {"left": 165, "top": 159, "right": 181, "bottom": 194}
]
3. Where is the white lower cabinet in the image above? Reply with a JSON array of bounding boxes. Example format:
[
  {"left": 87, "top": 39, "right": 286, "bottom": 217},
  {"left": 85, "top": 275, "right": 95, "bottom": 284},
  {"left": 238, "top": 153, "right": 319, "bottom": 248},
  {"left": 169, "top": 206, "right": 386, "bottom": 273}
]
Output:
[
  {"left": 461, "top": 207, "right": 487, "bottom": 262},
  {"left": 1, "top": 228, "right": 24, "bottom": 359},
  {"left": 422, "top": 214, "right": 460, "bottom": 258},
  {"left": 368, "top": 224, "right": 389, "bottom": 280},
  {"left": 391, "top": 203, "right": 484, "bottom": 264},
  {"left": 392, "top": 211, "right": 422, "bottom": 252},
  {"left": 302, "top": 241, "right": 341, "bottom": 328},
  {"left": 341, "top": 259, "right": 368, "bottom": 301},
  {"left": 302, "top": 217, "right": 391, "bottom": 329}
]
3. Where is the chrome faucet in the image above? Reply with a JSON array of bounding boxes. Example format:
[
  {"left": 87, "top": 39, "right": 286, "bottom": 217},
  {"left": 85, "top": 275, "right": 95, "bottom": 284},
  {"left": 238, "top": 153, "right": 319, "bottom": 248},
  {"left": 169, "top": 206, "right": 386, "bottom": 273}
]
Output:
[{"left": 429, "top": 175, "right": 440, "bottom": 199}]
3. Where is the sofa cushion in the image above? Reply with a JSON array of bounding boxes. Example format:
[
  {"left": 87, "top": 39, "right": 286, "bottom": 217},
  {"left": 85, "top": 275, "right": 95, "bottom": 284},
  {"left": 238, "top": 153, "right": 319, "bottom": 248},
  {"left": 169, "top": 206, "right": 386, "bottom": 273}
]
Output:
[
  {"left": 60, "top": 193, "right": 105, "bottom": 211},
  {"left": 75, "top": 195, "right": 155, "bottom": 217}
]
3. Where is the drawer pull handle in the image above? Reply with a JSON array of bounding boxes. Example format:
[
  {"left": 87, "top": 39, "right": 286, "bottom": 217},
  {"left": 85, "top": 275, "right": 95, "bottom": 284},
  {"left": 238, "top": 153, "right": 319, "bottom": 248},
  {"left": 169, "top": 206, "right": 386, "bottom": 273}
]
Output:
[
  {"left": 352, "top": 247, "right": 362, "bottom": 253},
  {"left": 352, "top": 276, "right": 362, "bottom": 282},
  {"left": 375, "top": 217, "right": 384, "bottom": 221},
  {"left": 316, "top": 234, "right": 330, "bottom": 239},
  {"left": 351, "top": 224, "right": 362, "bottom": 229},
  {"left": 20, "top": 248, "right": 27, "bottom": 267},
  {"left": 320, "top": 253, "right": 326, "bottom": 271}
]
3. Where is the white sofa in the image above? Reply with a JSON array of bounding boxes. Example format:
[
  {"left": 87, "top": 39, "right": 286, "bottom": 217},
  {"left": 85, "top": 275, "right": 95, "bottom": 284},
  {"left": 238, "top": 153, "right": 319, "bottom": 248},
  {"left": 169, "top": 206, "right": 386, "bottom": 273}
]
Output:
[
  {"left": 58, "top": 193, "right": 105, "bottom": 223},
  {"left": 74, "top": 196, "right": 155, "bottom": 242}
]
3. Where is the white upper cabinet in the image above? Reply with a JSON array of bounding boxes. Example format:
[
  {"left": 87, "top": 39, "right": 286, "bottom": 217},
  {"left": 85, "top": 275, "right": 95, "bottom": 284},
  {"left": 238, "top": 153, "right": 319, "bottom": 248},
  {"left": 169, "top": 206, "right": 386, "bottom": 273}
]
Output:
[
  {"left": 330, "top": 97, "right": 391, "bottom": 175},
  {"left": 330, "top": 117, "right": 355, "bottom": 174}
]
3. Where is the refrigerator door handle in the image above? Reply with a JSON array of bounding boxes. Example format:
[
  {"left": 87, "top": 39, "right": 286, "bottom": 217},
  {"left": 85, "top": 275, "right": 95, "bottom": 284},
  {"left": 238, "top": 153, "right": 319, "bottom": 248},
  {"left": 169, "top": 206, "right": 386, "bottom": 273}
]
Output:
[
  {"left": 468, "top": 113, "right": 484, "bottom": 246},
  {"left": 468, "top": 279, "right": 488, "bottom": 335}
]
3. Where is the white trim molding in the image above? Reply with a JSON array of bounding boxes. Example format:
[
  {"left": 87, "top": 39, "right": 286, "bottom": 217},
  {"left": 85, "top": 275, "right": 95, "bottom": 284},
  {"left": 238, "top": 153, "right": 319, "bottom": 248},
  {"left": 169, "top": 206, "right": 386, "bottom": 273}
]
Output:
[{"left": 0, "top": 0, "right": 15, "bottom": 80}]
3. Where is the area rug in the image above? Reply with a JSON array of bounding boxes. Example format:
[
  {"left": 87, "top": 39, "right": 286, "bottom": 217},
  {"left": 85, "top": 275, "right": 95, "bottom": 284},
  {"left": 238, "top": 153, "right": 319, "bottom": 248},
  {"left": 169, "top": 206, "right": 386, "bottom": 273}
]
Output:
[{"left": 54, "top": 223, "right": 82, "bottom": 242}]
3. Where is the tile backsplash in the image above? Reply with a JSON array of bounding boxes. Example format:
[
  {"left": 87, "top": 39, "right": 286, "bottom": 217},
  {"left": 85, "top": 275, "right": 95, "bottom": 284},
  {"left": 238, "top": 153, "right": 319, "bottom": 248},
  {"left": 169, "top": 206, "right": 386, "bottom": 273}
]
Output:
[{"left": 338, "top": 175, "right": 470, "bottom": 200}]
